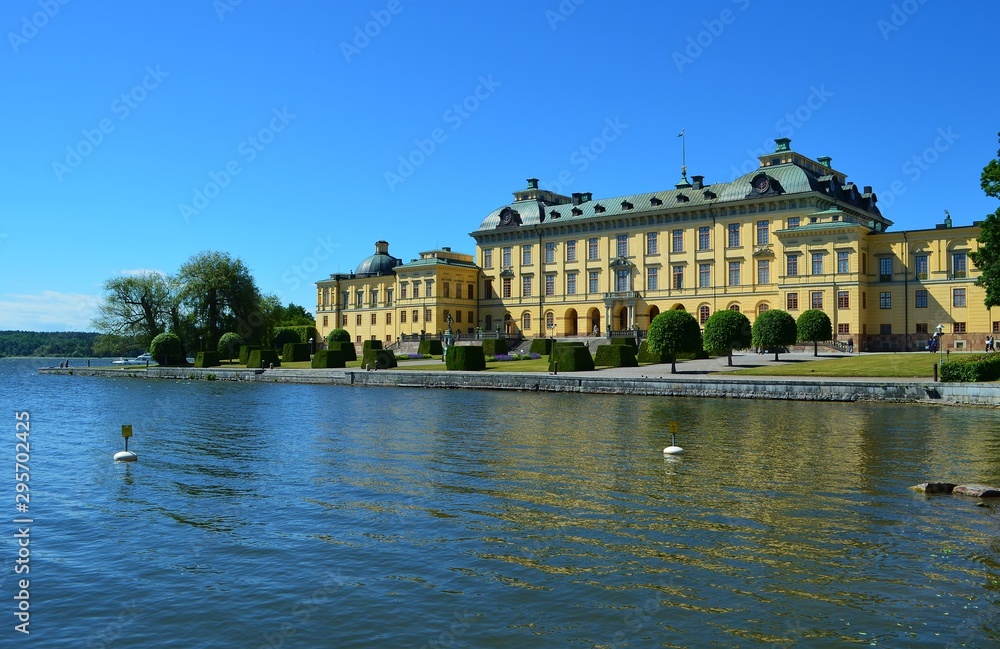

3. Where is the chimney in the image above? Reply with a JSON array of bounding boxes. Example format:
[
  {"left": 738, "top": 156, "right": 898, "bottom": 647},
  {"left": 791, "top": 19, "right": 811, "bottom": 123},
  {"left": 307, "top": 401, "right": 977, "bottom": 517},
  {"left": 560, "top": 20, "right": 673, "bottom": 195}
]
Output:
[
  {"left": 581, "top": 192, "right": 592, "bottom": 203},
  {"left": 442, "top": 246, "right": 451, "bottom": 252},
  {"left": 863, "top": 185, "right": 872, "bottom": 194},
  {"left": 375, "top": 240, "right": 389, "bottom": 255},
  {"left": 526, "top": 178, "right": 539, "bottom": 189},
  {"left": 571, "top": 192, "right": 582, "bottom": 205},
  {"left": 818, "top": 156, "right": 832, "bottom": 168},
  {"left": 691, "top": 175, "right": 705, "bottom": 190}
]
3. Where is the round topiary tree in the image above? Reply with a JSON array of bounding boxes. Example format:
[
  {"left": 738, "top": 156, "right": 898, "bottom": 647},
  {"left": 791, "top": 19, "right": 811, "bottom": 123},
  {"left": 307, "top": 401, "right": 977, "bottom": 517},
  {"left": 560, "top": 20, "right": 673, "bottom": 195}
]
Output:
[
  {"left": 217, "top": 332, "right": 244, "bottom": 363},
  {"left": 752, "top": 309, "right": 797, "bottom": 361},
  {"left": 796, "top": 309, "right": 833, "bottom": 357},
  {"left": 647, "top": 309, "right": 702, "bottom": 374},
  {"left": 703, "top": 309, "right": 752, "bottom": 367},
  {"left": 150, "top": 332, "right": 183, "bottom": 366},
  {"left": 326, "top": 328, "right": 351, "bottom": 346}
]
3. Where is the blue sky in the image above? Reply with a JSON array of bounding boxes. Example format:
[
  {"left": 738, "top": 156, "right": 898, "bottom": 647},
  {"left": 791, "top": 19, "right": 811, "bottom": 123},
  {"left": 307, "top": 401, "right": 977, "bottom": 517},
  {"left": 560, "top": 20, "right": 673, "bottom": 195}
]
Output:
[{"left": 1, "top": 0, "right": 998, "bottom": 331}]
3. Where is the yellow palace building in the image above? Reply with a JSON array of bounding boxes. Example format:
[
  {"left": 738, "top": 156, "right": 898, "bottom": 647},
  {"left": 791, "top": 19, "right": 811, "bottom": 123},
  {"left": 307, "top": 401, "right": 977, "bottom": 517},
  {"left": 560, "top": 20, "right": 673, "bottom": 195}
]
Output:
[{"left": 318, "top": 138, "right": 993, "bottom": 353}]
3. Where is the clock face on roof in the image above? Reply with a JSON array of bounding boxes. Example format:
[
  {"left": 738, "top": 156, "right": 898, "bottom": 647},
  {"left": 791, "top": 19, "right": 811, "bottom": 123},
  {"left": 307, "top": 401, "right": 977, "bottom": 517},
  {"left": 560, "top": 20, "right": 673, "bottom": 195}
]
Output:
[
  {"left": 499, "top": 209, "right": 513, "bottom": 225},
  {"left": 754, "top": 175, "right": 770, "bottom": 194}
]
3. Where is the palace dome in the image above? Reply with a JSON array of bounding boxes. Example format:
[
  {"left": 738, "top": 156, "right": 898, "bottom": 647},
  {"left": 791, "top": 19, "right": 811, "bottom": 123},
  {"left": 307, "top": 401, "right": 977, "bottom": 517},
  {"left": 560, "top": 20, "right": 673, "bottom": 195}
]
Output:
[{"left": 355, "top": 241, "right": 401, "bottom": 278}]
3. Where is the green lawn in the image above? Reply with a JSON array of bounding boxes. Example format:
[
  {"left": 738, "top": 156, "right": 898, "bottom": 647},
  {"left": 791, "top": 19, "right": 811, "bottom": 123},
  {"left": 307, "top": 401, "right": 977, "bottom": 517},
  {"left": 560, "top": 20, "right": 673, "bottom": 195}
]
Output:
[{"left": 726, "top": 352, "right": 946, "bottom": 378}]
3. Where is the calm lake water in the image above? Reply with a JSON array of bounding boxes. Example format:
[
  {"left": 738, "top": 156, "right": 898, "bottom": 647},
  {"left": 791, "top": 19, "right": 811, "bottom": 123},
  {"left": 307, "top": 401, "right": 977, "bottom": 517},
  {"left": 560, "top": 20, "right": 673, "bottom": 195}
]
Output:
[{"left": 2, "top": 357, "right": 1000, "bottom": 647}]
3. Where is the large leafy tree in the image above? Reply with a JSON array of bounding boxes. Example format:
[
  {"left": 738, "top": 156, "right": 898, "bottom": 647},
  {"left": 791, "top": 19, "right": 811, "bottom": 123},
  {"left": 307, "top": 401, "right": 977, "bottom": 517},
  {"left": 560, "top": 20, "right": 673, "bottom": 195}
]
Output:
[
  {"left": 796, "top": 309, "right": 833, "bottom": 357},
  {"left": 177, "top": 251, "right": 262, "bottom": 349},
  {"left": 702, "top": 309, "right": 752, "bottom": 366},
  {"left": 92, "top": 272, "right": 174, "bottom": 351},
  {"left": 971, "top": 133, "right": 1000, "bottom": 308},
  {"left": 279, "top": 303, "right": 315, "bottom": 326},
  {"left": 751, "top": 309, "right": 797, "bottom": 361},
  {"left": 647, "top": 309, "right": 702, "bottom": 374}
]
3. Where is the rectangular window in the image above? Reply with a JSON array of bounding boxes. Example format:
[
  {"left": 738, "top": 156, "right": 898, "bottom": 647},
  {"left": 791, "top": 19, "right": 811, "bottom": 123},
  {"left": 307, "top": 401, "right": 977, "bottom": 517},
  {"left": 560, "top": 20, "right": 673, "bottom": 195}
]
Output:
[
  {"left": 589, "top": 271, "right": 600, "bottom": 294},
  {"left": 698, "top": 226, "right": 710, "bottom": 250},
  {"left": 862, "top": 292, "right": 866, "bottom": 309},
  {"left": 756, "top": 220, "right": 769, "bottom": 246},
  {"left": 566, "top": 240, "right": 577, "bottom": 262},
  {"left": 648, "top": 267, "right": 659, "bottom": 290},
  {"left": 455, "top": 310, "right": 461, "bottom": 323},
  {"left": 915, "top": 323, "right": 928, "bottom": 334},
  {"left": 413, "top": 284, "right": 419, "bottom": 299},
  {"left": 648, "top": 232, "right": 660, "bottom": 255},
  {"left": 545, "top": 242, "right": 555, "bottom": 263},
  {"left": 342, "top": 314, "right": 347, "bottom": 326},
  {"left": 467, "top": 284, "right": 474, "bottom": 299},
  {"left": 811, "top": 291, "right": 823, "bottom": 309},
  {"left": 455, "top": 283, "right": 461, "bottom": 299},
  {"left": 880, "top": 291, "right": 892, "bottom": 309},
  {"left": 412, "top": 309, "right": 419, "bottom": 324},
  {"left": 502, "top": 246, "right": 512, "bottom": 268},
  {"left": 915, "top": 289, "right": 928, "bottom": 308},
  {"left": 616, "top": 234, "right": 628, "bottom": 257},
  {"left": 880, "top": 324, "right": 893, "bottom": 335},
  {"left": 522, "top": 276, "right": 532, "bottom": 298},
  {"left": 467, "top": 311, "right": 473, "bottom": 325},
  {"left": 588, "top": 238, "right": 599, "bottom": 260},
  {"left": 322, "top": 315, "right": 328, "bottom": 327},
  {"left": 442, "top": 283, "right": 450, "bottom": 298},
  {"left": 567, "top": 273, "right": 577, "bottom": 295},
  {"left": 879, "top": 257, "right": 893, "bottom": 282},
  {"left": 545, "top": 274, "right": 555, "bottom": 296},
  {"left": 341, "top": 291, "right": 349, "bottom": 307},
  {"left": 699, "top": 264, "right": 711, "bottom": 288},
  {"left": 915, "top": 254, "right": 928, "bottom": 280},
  {"left": 954, "top": 322, "right": 967, "bottom": 334},
  {"left": 356, "top": 290, "right": 363, "bottom": 306},
  {"left": 838, "top": 323, "right": 850, "bottom": 335},
  {"left": 728, "top": 223, "right": 740, "bottom": 248},
  {"left": 673, "top": 229, "right": 684, "bottom": 253},
  {"left": 953, "top": 288, "right": 967, "bottom": 307},
  {"left": 728, "top": 261, "right": 741, "bottom": 287},
  {"left": 425, "top": 309, "right": 432, "bottom": 322},
  {"left": 757, "top": 259, "right": 770, "bottom": 284},
  {"left": 502, "top": 277, "right": 511, "bottom": 298},
  {"left": 484, "top": 249, "right": 493, "bottom": 269},
  {"left": 400, "top": 310, "right": 407, "bottom": 323},
  {"left": 485, "top": 280, "right": 493, "bottom": 300},
  {"left": 953, "top": 252, "right": 967, "bottom": 278},
  {"left": 522, "top": 245, "right": 532, "bottom": 266},
  {"left": 616, "top": 269, "right": 630, "bottom": 292},
  {"left": 386, "top": 288, "right": 393, "bottom": 306},
  {"left": 356, "top": 314, "right": 362, "bottom": 326},
  {"left": 787, "top": 292, "right": 798, "bottom": 310},
  {"left": 994, "top": 322, "right": 1000, "bottom": 334},
  {"left": 787, "top": 254, "right": 799, "bottom": 277},
  {"left": 837, "top": 251, "right": 849, "bottom": 274},
  {"left": 671, "top": 266, "right": 682, "bottom": 290},
  {"left": 371, "top": 313, "right": 377, "bottom": 325},
  {"left": 787, "top": 216, "right": 800, "bottom": 229},
  {"left": 400, "top": 285, "right": 407, "bottom": 299},
  {"left": 838, "top": 290, "right": 849, "bottom": 309},
  {"left": 812, "top": 253, "right": 823, "bottom": 275},
  {"left": 425, "top": 280, "right": 432, "bottom": 297}
]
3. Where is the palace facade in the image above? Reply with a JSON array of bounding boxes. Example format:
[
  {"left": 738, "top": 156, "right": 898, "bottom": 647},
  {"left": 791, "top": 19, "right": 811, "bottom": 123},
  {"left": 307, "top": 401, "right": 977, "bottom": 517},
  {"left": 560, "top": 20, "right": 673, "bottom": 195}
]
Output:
[{"left": 317, "top": 138, "right": 992, "bottom": 352}]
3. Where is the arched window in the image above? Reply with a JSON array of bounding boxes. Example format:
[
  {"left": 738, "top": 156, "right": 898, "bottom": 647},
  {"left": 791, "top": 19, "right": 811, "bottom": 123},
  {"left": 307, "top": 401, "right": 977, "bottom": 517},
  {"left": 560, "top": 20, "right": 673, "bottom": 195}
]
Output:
[
  {"left": 484, "top": 314, "right": 493, "bottom": 330},
  {"left": 758, "top": 303, "right": 769, "bottom": 315},
  {"left": 699, "top": 305, "right": 710, "bottom": 324},
  {"left": 545, "top": 311, "right": 554, "bottom": 328},
  {"left": 729, "top": 304, "right": 741, "bottom": 312},
  {"left": 522, "top": 312, "right": 532, "bottom": 330}
]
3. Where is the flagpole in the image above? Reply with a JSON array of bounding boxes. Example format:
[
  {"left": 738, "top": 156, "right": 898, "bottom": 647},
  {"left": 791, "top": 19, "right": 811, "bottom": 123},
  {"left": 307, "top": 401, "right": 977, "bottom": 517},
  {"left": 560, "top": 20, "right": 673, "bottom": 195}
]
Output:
[{"left": 678, "top": 128, "right": 687, "bottom": 182}]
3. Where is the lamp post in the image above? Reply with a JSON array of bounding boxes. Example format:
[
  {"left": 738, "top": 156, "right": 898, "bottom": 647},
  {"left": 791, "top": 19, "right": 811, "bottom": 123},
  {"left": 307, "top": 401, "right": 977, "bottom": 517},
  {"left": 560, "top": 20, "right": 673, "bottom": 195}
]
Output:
[
  {"left": 547, "top": 322, "right": 555, "bottom": 341},
  {"left": 935, "top": 324, "right": 944, "bottom": 367},
  {"left": 309, "top": 337, "right": 314, "bottom": 355},
  {"left": 199, "top": 335, "right": 203, "bottom": 352}
]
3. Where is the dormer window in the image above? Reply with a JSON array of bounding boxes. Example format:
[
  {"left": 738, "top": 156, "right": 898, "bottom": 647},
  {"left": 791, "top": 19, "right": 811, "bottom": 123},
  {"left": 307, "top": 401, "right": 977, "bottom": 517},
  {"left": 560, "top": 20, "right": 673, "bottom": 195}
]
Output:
[
  {"left": 550, "top": 210, "right": 561, "bottom": 219},
  {"left": 572, "top": 207, "right": 583, "bottom": 216},
  {"left": 703, "top": 190, "right": 717, "bottom": 200},
  {"left": 621, "top": 201, "right": 633, "bottom": 210},
  {"left": 677, "top": 193, "right": 689, "bottom": 202},
  {"left": 594, "top": 204, "right": 605, "bottom": 213},
  {"left": 651, "top": 197, "right": 662, "bottom": 206}
]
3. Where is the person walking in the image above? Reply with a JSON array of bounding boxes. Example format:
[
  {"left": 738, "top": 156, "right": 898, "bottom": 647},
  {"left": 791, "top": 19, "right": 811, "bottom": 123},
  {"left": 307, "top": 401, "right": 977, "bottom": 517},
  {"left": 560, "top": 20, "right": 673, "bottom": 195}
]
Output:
[{"left": 847, "top": 337, "right": 854, "bottom": 354}]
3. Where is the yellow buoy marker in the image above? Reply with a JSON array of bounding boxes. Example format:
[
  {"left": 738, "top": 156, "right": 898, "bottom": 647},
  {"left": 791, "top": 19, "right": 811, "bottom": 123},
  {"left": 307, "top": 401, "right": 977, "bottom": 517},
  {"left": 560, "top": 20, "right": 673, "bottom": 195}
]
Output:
[
  {"left": 663, "top": 421, "right": 684, "bottom": 455},
  {"left": 114, "top": 424, "right": 138, "bottom": 462}
]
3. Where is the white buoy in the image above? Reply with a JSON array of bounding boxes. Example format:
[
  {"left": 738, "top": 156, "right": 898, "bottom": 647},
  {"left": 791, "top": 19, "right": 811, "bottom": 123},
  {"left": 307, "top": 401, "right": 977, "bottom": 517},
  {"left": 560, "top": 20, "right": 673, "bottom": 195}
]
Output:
[
  {"left": 663, "top": 432, "right": 684, "bottom": 456},
  {"left": 114, "top": 450, "right": 138, "bottom": 462}
]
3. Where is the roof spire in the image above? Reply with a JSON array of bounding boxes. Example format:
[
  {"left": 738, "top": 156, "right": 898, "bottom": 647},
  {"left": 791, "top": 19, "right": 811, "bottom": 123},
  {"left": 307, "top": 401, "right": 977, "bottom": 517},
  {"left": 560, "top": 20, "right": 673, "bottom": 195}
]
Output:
[{"left": 675, "top": 128, "right": 691, "bottom": 189}]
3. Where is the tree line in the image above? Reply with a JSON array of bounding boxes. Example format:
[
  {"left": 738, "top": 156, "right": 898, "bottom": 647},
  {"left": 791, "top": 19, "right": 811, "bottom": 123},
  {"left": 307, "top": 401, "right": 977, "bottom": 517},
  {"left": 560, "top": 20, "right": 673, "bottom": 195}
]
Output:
[
  {"left": 0, "top": 331, "right": 102, "bottom": 358},
  {"left": 92, "top": 250, "right": 313, "bottom": 356}
]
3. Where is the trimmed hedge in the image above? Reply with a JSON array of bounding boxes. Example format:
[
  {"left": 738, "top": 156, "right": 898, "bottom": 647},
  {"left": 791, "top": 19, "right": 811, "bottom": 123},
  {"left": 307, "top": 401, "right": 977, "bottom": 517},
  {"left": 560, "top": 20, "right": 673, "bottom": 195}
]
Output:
[
  {"left": 194, "top": 351, "right": 221, "bottom": 368},
  {"left": 611, "top": 337, "right": 639, "bottom": 351},
  {"left": 547, "top": 342, "right": 594, "bottom": 372},
  {"left": 328, "top": 341, "right": 357, "bottom": 362},
  {"left": 275, "top": 325, "right": 318, "bottom": 345},
  {"left": 311, "top": 349, "right": 346, "bottom": 368},
  {"left": 418, "top": 339, "right": 444, "bottom": 355},
  {"left": 326, "top": 328, "right": 351, "bottom": 345},
  {"left": 447, "top": 345, "right": 486, "bottom": 371},
  {"left": 940, "top": 354, "right": 1000, "bottom": 382},
  {"left": 362, "top": 348, "right": 397, "bottom": 369},
  {"left": 239, "top": 345, "right": 261, "bottom": 365},
  {"left": 150, "top": 332, "right": 184, "bottom": 366},
  {"left": 247, "top": 349, "right": 281, "bottom": 368},
  {"left": 529, "top": 338, "right": 553, "bottom": 356},
  {"left": 637, "top": 340, "right": 670, "bottom": 364},
  {"left": 482, "top": 339, "right": 508, "bottom": 356},
  {"left": 272, "top": 329, "right": 301, "bottom": 349},
  {"left": 595, "top": 344, "right": 638, "bottom": 368},
  {"left": 362, "top": 340, "right": 383, "bottom": 354},
  {"left": 282, "top": 343, "right": 311, "bottom": 362}
]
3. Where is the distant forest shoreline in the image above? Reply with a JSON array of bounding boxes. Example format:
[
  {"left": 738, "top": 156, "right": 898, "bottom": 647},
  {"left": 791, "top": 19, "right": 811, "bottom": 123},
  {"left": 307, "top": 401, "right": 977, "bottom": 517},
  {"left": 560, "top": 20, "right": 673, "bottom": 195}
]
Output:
[{"left": 0, "top": 330, "right": 115, "bottom": 358}]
